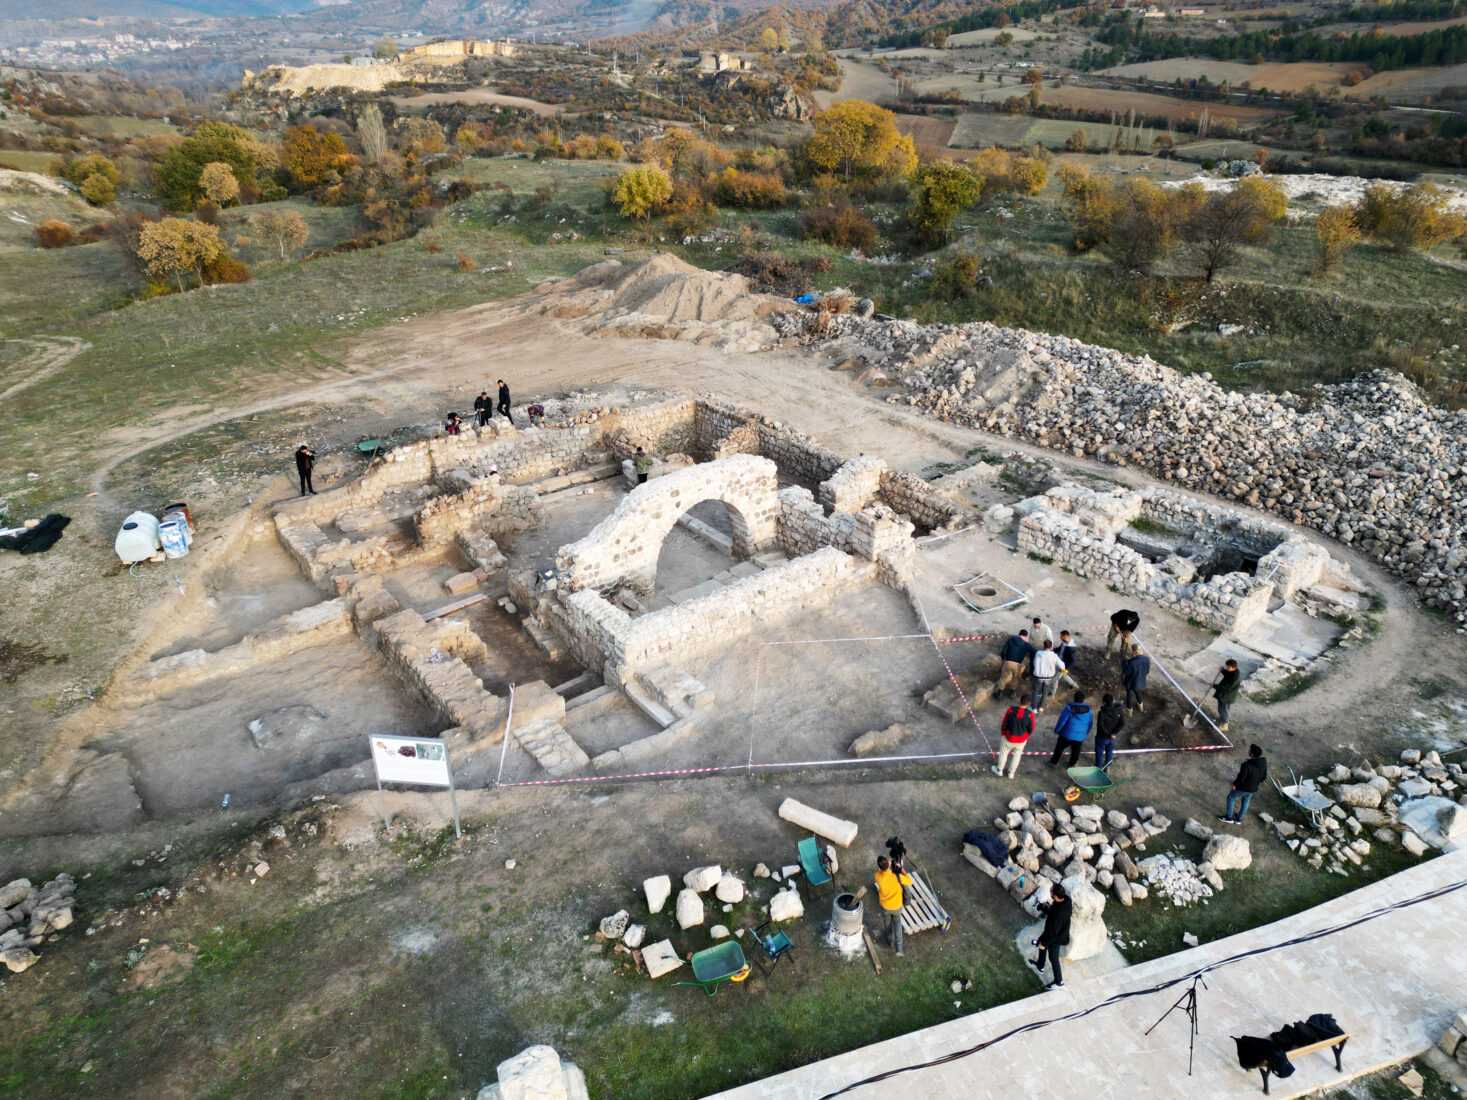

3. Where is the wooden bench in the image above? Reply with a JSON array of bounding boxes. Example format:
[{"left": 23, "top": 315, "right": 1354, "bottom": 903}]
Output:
[{"left": 1257, "top": 1032, "right": 1353, "bottom": 1094}]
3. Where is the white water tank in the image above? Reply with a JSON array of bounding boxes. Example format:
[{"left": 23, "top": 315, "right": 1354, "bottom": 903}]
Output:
[{"left": 115, "top": 511, "right": 161, "bottom": 564}]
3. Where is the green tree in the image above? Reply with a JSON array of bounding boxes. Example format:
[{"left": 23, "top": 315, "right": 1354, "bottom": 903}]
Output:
[
  {"left": 135, "top": 218, "right": 225, "bottom": 293},
  {"left": 805, "top": 100, "right": 916, "bottom": 183},
  {"left": 909, "top": 160, "right": 981, "bottom": 246},
  {"left": 155, "top": 122, "right": 258, "bottom": 212},
  {"left": 1314, "top": 204, "right": 1361, "bottom": 273},
  {"left": 612, "top": 165, "right": 673, "bottom": 228},
  {"left": 79, "top": 172, "right": 116, "bottom": 205},
  {"left": 374, "top": 36, "right": 398, "bottom": 59},
  {"left": 63, "top": 153, "right": 119, "bottom": 205}
]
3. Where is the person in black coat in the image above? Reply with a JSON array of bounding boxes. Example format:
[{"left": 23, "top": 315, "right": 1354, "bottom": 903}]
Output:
[
  {"left": 1221, "top": 744, "right": 1268, "bottom": 824},
  {"left": 1031, "top": 884, "right": 1071, "bottom": 989},
  {"left": 497, "top": 379, "right": 514, "bottom": 424},
  {"left": 294, "top": 443, "right": 315, "bottom": 495},
  {"left": 473, "top": 391, "right": 491, "bottom": 428},
  {"left": 1095, "top": 693, "right": 1125, "bottom": 769},
  {"left": 1121, "top": 645, "right": 1150, "bottom": 713}
]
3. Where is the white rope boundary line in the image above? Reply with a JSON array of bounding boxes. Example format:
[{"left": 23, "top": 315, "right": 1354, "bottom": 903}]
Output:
[{"left": 1132, "top": 635, "right": 1234, "bottom": 748}]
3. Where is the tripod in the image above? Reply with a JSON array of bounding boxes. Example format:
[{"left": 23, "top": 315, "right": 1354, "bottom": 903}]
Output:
[{"left": 1145, "top": 972, "right": 1208, "bottom": 1075}]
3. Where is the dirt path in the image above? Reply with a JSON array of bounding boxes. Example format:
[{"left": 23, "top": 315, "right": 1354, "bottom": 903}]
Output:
[{"left": 0, "top": 335, "right": 88, "bottom": 403}]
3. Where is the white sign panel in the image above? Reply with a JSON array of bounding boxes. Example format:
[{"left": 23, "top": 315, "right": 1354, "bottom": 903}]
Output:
[{"left": 369, "top": 734, "right": 451, "bottom": 788}]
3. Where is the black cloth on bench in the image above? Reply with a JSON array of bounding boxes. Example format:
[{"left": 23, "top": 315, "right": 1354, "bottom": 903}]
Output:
[
  {"left": 1234, "top": 1036, "right": 1295, "bottom": 1078},
  {"left": 1270, "top": 1013, "right": 1345, "bottom": 1051}
]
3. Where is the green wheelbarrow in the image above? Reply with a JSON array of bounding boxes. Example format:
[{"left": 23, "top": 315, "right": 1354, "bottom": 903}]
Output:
[
  {"left": 1064, "top": 762, "right": 1131, "bottom": 802},
  {"left": 674, "top": 941, "right": 752, "bottom": 996}
]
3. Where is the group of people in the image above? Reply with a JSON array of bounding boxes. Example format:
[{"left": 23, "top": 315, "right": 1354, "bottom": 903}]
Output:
[
  {"left": 449, "top": 380, "right": 515, "bottom": 434},
  {"left": 990, "top": 610, "right": 1151, "bottom": 781}
]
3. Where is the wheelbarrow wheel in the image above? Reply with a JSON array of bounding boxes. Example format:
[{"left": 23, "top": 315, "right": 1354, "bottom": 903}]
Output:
[{"left": 1064, "top": 785, "right": 1081, "bottom": 802}]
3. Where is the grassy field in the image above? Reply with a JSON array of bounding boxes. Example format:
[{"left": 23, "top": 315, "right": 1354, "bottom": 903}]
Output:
[
  {"left": 70, "top": 115, "right": 180, "bottom": 138},
  {"left": 0, "top": 151, "right": 59, "bottom": 173}
]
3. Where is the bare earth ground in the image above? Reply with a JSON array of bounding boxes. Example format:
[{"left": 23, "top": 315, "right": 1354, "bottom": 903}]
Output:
[{"left": 1, "top": 274, "right": 1465, "bottom": 1098}]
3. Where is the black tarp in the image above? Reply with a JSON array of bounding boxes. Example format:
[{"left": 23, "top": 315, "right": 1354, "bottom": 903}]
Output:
[{"left": 0, "top": 514, "right": 69, "bottom": 554}]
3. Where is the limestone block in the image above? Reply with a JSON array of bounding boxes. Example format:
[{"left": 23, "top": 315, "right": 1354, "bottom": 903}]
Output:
[
  {"left": 714, "top": 874, "right": 746, "bottom": 904},
  {"left": 1059, "top": 874, "right": 1108, "bottom": 962},
  {"left": 769, "top": 887, "right": 804, "bottom": 922},
  {"left": 1183, "top": 818, "right": 1214, "bottom": 841},
  {"left": 777, "top": 798, "right": 858, "bottom": 847},
  {"left": 1112, "top": 876, "right": 1133, "bottom": 907},
  {"left": 641, "top": 940, "right": 684, "bottom": 979},
  {"left": 963, "top": 844, "right": 1000, "bottom": 878},
  {"left": 1401, "top": 830, "right": 1429, "bottom": 856},
  {"left": 1202, "top": 834, "right": 1252, "bottom": 872},
  {"left": 684, "top": 865, "right": 722, "bottom": 893},
  {"left": 489, "top": 1045, "right": 567, "bottom": 1100},
  {"left": 709, "top": 925, "right": 730, "bottom": 941},
  {"left": 849, "top": 723, "right": 912, "bottom": 757},
  {"left": 643, "top": 875, "right": 672, "bottom": 915},
  {"left": 675, "top": 889, "right": 705, "bottom": 930},
  {"left": 825, "top": 845, "right": 840, "bottom": 875},
  {"left": 444, "top": 571, "right": 481, "bottom": 595},
  {"left": 623, "top": 925, "right": 645, "bottom": 950},
  {"left": 0, "top": 880, "right": 31, "bottom": 909},
  {"left": 1, "top": 947, "right": 39, "bottom": 973},
  {"left": 1337, "top": 783, "right": 1383, "bottom": 809},
  {"left": 599, "top": 910, "right": 629, "bottom": 940}
]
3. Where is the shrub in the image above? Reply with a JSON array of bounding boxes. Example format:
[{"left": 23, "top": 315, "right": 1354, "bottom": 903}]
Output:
[
  {"left": 201, "top": 254, "right": 253, "bottom": 285},
  {"left": 34, "top": 219, "right": 75, "bottom": 248},
  {"left": 1066, "top": 129, "right": 1088, "bottom": 153},
  {"left": 1314, "top": 204, "right": 1361, "bottom": 273},
  {"left": 713, "top": 167, "right": 786, "bottom": 209},
  {"left": 931, "top": 251, "right": 983, "bottom": 301},
  {"left": 612, "top": 164, "right": 673, "bottom": 226},
  {"left": 78, "top": 172, "right": 116, "bottom": 205},
  {"left": 595, "top": 135, "right": 624, "bottom": 160},
  {"left": 909, "top": 160, "right": 981, "bottom": 247},
  {"left": 800, "top": 200, "right": 878, "bottom": 250},
  {"left": 730, "top": 253, "right": 831, "bottom": 296},
  {"left": 1356, "top": 182, "right": 1465, "bottom": 251},
  {"left": 424, "top": 240, "right": 445, "bottom": 253},
  {"left": 456, "top": 253, "right": 477, "bottom": 271},
  {"left": 194, "top": 200, "right": 221, "bottom": 225}
]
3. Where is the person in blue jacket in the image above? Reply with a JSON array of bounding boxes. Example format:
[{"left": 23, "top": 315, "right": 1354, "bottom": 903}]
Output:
[
  {"left": 1045, "top": 692, "right": 1093, "bottom": 769},
  {"left": 1121, "top": 644, "right": 1151, "bottom": 714}
]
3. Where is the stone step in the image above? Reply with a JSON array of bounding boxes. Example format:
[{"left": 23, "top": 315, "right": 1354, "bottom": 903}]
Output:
[
  {"left": 677, "top": 513, "right": 733, "bottom": 555},
  {"left": 533, "top": 462, "right": 622, "bottom": 497},
  {"left": 622, "top": 679, "right": 676, "bottom": 730},
  {"left": 553, "top": 671, "right": 598, "bottom": 697},
  {"left": 513, "top": 718, "right": 590, "bottom": 778},
  {"left": 565, "top": 684, "right": 621, "bottom": 720}
]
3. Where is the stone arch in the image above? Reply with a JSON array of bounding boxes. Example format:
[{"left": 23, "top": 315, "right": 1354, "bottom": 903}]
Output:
[{"left": 557, "top": 454, "right": 779, "bottom": 594}]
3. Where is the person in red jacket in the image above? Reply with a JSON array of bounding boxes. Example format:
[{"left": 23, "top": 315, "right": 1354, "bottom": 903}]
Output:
[{"left": 994, "top": 694, "right": 1035, "bottom": 778}]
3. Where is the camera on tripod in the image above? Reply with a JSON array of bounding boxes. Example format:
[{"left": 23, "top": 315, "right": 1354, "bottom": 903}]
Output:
[{"left": 884, "top": 836, "right": 907, "bottom": 873}]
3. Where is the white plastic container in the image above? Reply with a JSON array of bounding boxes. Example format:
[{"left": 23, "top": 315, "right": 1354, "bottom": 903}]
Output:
[{"left": 115, "top": 511, "right": 161, "bottom": 564}]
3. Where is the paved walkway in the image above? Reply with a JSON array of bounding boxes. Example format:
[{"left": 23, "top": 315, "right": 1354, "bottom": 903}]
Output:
[{"left": 711, "top": 849, "right": 1467, "bottom": 1100}]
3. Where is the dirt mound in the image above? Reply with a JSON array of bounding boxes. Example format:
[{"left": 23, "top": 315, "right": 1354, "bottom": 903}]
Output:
[{"left": 608, "top": 253, "right": 774, "bottom": 325}]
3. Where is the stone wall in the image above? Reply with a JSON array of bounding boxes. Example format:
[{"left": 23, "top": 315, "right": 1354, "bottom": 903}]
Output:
[
  {"left": 462, "top": 425, "right": 603, "bottom": 486},
  {"left": 602, "top": 399, "right": 699, "bottom": 459},
  {"left": 692, "top": 401, "right": 846, "bottom": 485},
  {"left": 776, "top": 487, "right": 915, "bottom": 562},
  {"left": 620, "top": 547, "right": 873, "bottom": 668},
  {"left": 1017, "top": 509, "right": 1274, "bottom": 634},
  {"left": 415, "top": 477, "right": 540, "bottom": 547},
  {"left": 878, "top": 469, "right": 975, "bottom": 533},
  {"left": 820, "top": 455, "right": 885, "bottom": 512},
  {"left": 557, "top": 454, "right": 780, "bottom": 594}
]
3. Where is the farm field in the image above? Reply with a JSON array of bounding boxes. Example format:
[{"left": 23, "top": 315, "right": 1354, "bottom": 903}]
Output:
[
  {"left": 390, "top": 88, "right": 564, "bottom": 116},
  {"left": 816, "top": 57, "right": 899, "bottom": 106},
  {"left": 0, "top": 151, "right": 57, "bottom": 173},
  {"left": 71, "top": 115, "right": 180, "bottom": 138},
  {"left": 1314, "top": 13, "right": 1467, "bottom": 36},
  {"left": 895, "top": 112, "right": 957, "bottom": 151},
  {"left": 945, "top": 27, "right": 1041, "bottom": 46},
  {"left": 1042, "top": 85, "right": 1278, "bottom": 124}
]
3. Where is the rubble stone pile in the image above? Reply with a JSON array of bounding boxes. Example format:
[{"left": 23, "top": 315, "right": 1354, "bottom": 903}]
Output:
[
  {"left": 794, "top": 312, "right": 1467, "bottom": 626},
  {"left": 0, "top": 873, "right": 77, "bottom": 973},
  {"left": 1266, "top": 748, "right": 1467, "bottom": 872}
]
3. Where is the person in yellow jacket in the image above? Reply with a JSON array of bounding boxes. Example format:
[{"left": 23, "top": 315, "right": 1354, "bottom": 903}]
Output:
[{"left": 874, "top": 855, "right": 913, "bottom": 957}]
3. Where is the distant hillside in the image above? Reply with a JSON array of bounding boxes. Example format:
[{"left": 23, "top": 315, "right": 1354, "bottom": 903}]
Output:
[{"left": 0, "top": 0, "right": 317, "bottom": 16}]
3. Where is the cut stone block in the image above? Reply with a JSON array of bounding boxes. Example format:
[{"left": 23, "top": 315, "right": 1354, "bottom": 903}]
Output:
[
  {"left": 444, "top": 571, "right": 481, "bottom": 595},
  {"left": 769, "top": 888, "right": 804, "bottom": 922},
  {"left": 1202, "top": 834, "right": 1251, "bottom": 872},
  {"left": 777, "top": 798, "right": 858, "bottom": 848},
  {"left": 683, "top": 865, "right": 722, "bottom": 893},
  {"left": 641, "top": 940, "right": 683, "bottom": 979},
  {"left": 714, "top": 874, "right": 745, "bottom": 904}
]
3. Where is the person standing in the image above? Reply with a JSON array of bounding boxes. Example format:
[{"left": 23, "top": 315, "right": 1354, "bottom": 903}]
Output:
[
  {"left": 633, "top": 446, "right": 653, "bottom": 484},
  {"left": 1106, "top": 609, "right": 1140, "bottom": 658},
  {"left": 473, "top": 390, "right": 491, "bottom": 428},
  {"left": 1031, "top": 883, "right": 1071, "bottom": 989},
  {"left": 1212, "top": 659, "right": 1242, "bottom": 732},
  {"left": 1029, "top": 617, "right": 1053, "bottom": 651},
  {"left": 994, "top": 694, "right": 1035, "bottom": 778},
  {"left": 1095, "top": 693, "right": 1125, "bottom": 769},
  {"left": 1055, "top": 630, "right": 1081, "bottom": 694},
  {"left": 874, "top": 855, "right": 912, "bottom": 958},
  {"left": 1220, "top": 744, "right": 1268, "bottom": 824},
  {"left": 1030, "top": 639, "right": 1062, "bottom": 712},
  {"left": 994, "top": 630, "right": 1034, "bottom": 701},
  {"left": 496, "top": 379, "right": 514, "bottom": 424},
  {"left": 1121, "top": 644, "right": 1150, "bottom": 714},
  {"left": 1046, "top": 692, "right": 1093, "bottom": 769},
  {"left": 294, "top": 443, "right": 316, "bottom": 496}
]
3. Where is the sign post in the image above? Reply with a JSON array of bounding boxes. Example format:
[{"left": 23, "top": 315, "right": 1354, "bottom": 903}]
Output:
[{"left": 368, "top": 734, "right": 461, "bottom": 838}]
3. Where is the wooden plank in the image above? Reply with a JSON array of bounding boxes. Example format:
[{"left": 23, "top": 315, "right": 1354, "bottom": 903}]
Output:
[
  {"left": 1286, "top": 1034, "right": 1353, "bottom": 1057},
  {"left": 422, "top": 593, "right": 488, "bottom": 621},
  {"left": 861, "top": 927, "right": 883, "bottom": 975}
]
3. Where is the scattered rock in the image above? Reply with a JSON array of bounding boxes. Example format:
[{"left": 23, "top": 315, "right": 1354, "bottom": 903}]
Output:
[
  {"left": 709, "top": 925, "right": 730, "bottom": 941},
  {"left": 675, "top": 889, "right": 704, "bottom": 930},
  {"left": 644, "top": 875, "right": 672, "bottom": 915},
  {"left": 714, "top": 874, "right": 745, "bottom": 904},
  {"left": 683, "top": 865, "right": 722, "bottom": 893},
  {"left": 599, "top": 910, "right": 630, "bottom": 940},
  {"left": 1183, "top": 818, "right": 1214, "bottom": 841},
  {"left": 622, "top": 924, "right": 646, "bottom": 950},
  {"left": 769, "top": 887, "right": 804, "bottom": 922},
  {"left": 1182, "top": 932, "right": 1199, "bottom": 947}
]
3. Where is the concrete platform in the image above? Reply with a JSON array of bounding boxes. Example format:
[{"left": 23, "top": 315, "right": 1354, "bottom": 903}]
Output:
[{"left": 708, "top": 849, "right": 1467, "bottom": 1100}]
